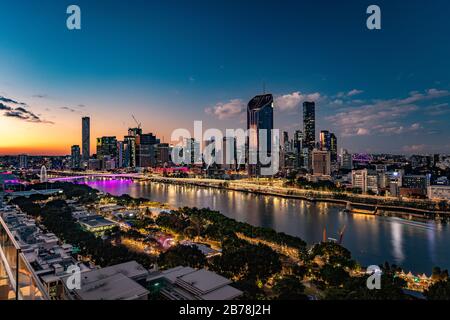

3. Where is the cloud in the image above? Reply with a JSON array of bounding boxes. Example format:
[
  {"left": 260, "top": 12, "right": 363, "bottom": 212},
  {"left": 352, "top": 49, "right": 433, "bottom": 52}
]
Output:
[
  {"left": 4, "top": 107, "right": 53, "bottom": 124},
  {"left": 205, "top": 99, "right": 245, "bottom": 120},
  {"left": 325, "top": 89, "right": 449, "bottom": 137},
  {"left": 0, "top": 95, "right": 26, "bottom": 105},
  {"left": 347, "top": 89, "right": 364, "bottom": 97},
  {"left": 0, "top": 95, "right": 53, "bottom": 124},
  {"left": 0, "top": 103, "right": 12, "bottom": 111},
  {"left": 32, "top": 94, "right": 48, "bottom": 99},
  {"left": 275, "top": 91, "right": 321, "bottom": 111},
  {"left": 425, "top": 103, "right": 450, "bottom": 116},
  {"left": 61, "top": 106, "right": 78, "bottom": 113},
  {"left": 336, "top": 89, "right": 364, "bottom": 98}
]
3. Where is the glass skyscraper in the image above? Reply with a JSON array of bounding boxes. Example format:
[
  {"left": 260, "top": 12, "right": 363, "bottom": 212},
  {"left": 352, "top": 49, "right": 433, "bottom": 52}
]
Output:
[
  {"left": 82, "top": 117, "right": 90, "bottom": 162},
  {"left": 303, "top": 101, "right": 316, "bottom": 151},
  {"left": 247, "top": 94, "right": 274, "bottom": 177}
]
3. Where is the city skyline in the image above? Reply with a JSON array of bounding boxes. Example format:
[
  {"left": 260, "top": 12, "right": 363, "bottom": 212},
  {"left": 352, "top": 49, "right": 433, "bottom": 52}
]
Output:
[{"left": 1, "top": 0, "right": 450, "bottom": 155}]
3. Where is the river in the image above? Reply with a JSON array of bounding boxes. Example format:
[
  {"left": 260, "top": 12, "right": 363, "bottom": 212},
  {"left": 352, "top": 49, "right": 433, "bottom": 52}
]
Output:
[{"left": 82, "top": 178, "right": 450, "bottom": 274}]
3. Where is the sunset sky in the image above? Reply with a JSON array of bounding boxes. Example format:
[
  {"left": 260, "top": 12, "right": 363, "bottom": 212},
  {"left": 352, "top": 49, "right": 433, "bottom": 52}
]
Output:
[{"left": 1, "top": 0, "right": 449, "bottom": 155}]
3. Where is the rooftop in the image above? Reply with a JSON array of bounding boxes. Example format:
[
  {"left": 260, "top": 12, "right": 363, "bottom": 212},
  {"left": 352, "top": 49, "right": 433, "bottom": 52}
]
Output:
[
  {"left": 74, "top": 272, "right": 149, "bottom": 300},
  {"left": 247, "top": 94, "right": 273, "bottom": 111}
]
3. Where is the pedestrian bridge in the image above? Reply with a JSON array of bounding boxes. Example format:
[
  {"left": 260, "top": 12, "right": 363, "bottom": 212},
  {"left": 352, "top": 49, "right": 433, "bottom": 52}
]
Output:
[{"left": 47, "top": 171, "right": 143, "bottom": 182}]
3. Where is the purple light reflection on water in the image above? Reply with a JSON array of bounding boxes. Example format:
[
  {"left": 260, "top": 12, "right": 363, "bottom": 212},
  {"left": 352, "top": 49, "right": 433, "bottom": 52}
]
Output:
[{"left": 75, "top": 178, "right": 135, "bottom": 196}]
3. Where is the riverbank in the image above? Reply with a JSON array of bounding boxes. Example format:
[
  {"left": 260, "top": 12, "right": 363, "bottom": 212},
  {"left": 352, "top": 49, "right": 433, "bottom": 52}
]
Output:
[{"left": 143, "top": 176, "right": 450, "bottom": 221}]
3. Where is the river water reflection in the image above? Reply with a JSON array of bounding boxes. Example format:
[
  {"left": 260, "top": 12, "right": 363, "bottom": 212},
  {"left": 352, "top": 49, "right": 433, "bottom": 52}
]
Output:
[{"left": 83, "top": 178, "right": 450, "bottom": 274}]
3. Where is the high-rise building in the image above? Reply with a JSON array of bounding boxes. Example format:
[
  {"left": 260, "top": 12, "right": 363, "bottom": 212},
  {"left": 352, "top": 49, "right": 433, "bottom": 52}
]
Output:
[
  {"left": 18, "top": 154, "right": 28, "bottom": 169},
  {"left": 155, "top": 143, "right": 170, "bottom": 167},
  {"left": 123, "top": 136, "right": 136, "bottom": 168},
  {"left": 96, "top": 136, "right": 118, "bottom": 169},
  {"left": 136, "top": 133, "right": 159, "bottom": 168},
  {"left": 352, "top": 169, "right": 379, "bottom": 194},
  {"left": 184, "top": 138, "right": 201, "bottom": 165},
  {"left": 303, "top": 102, "right": 315, "bottom": 151},
  {"left": 222, "top": 136, "right": 237, "bottom": 170},
  {"left": 330, "top": 133, "right": 337, "bottom": 163},
  {"left": 293, "top": 130, "right": 303, "bottom": 169},
  {"left": 82, "top": 117, "right": 90, "bottom": 161},
  {"left": 117, "top": 141, "right": 124, "bottom": 168},
  {"left": 319, "top": 130, "right": 330, "bottom": 151},
  {"left": 341, "top": 149, "right": 353, "bottom": 170},
  {"left": 312, "top": 149, "right": 331, "bottom": 176},
  {"left": 247, "top": 94, "right": 274, "bottom": 177},
  {"left": 71, "top": 145, "right": 81, "bottom": 169}
]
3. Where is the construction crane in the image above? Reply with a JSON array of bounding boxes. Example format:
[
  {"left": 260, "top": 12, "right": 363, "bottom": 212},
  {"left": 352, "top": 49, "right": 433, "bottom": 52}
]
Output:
[{"left": 132, "top": 114, "right": 141, "bottom": 130}]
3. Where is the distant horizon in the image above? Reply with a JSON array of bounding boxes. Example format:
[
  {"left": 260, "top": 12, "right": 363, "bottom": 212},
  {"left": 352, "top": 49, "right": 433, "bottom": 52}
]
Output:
[{"left": 1, "top": 1, "right": 449, "bottom": 155}]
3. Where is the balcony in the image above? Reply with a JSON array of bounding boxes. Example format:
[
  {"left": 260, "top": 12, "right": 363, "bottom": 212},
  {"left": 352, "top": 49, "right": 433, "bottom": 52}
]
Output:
[{"left": 0, "top": 216, "right": 49, "bottom": 300}]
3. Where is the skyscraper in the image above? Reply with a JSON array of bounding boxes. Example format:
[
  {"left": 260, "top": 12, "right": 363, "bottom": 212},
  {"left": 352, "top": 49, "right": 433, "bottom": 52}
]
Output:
[
  {"left": 312, "top": 149, "right": 331, "bottom": 176},
  {"left": 247, "top": 94, "right": 274, "bottom": 177},
  {"left": 303, "top": 102, "right": 315, "bottom": 151},
  {"left": 330, "top": 133, "right": 337, "bottom": 162},
  {"left": 155, "top": 143, "right": 170, "bottom": 167},
  {"left": 294, "top": 130, "right": 303, "bottom": 169},
  {"left": 136, "top": 133, "right": 159, "bottom": 167},
  {"left": 341, "top": 149, "right": 353, "bottom": 170},
  {"left": 320, "top": 130, "right": 330, "bottom": 151},
  {"left": 96, "top": 136, "right": 118, "bottom": 169},
  {"left": 82, "top": 117, "right": 90, "bottom": 161},
  {"left": 71, "top": 145, "right": 81, "bottom": 169},
  {"left": 123, "top": 136, "right": 136, "bottom": 168}
]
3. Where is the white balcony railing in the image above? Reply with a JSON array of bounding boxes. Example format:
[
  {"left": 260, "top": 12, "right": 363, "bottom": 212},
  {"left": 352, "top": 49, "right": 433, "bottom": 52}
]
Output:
[{"left": 0, "top": 216, "right": 49, "bottom": 300}]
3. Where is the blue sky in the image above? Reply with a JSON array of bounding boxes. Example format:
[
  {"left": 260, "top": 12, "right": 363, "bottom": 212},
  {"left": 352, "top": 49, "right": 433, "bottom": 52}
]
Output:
[{"left": 0, "top": 0, "right": 449, "bottom": 155}]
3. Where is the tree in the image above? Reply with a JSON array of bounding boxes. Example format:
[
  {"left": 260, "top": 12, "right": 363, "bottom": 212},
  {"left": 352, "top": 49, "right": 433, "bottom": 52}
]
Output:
[
  {"left": 273, "top": 275, "right": 308, "bottom": 300},
  {"left": 425, "top": 280, "right": 450, "bottom": 300},
  {"left": 319, "top": 265, "right": 350, "bottom": 287},
  {"left": 157, "top": 245, "right": 206, "bottom": 270},
  {"left": 210, "top": 240, "right": 282, "bottom": 283}
]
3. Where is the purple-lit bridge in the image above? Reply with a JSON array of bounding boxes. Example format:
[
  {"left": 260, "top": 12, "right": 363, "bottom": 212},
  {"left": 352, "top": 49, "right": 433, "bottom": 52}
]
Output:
[{"left": 47, "top": 171, "right": 144, "bottom": 182}]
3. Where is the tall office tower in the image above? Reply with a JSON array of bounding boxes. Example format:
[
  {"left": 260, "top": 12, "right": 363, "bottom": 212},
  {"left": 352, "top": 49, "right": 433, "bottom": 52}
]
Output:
[
  {"left": 136, "top": 133, "right": 159, "bottom": 168},
  {"left": 96, "top": 136, "right": 118, "bottom": 169},
  {"left": 123, "top": 136, "right": 136, "bottom": 168},
  {"left": 246, "top": 94, "right": 274, "bottom": 177},
  {"left": 319, "top": 130, "right": 331, "bottom": 151},
  {"left": 303, "top": 101, "right": 316, "bottom": 151},
  {"left": 96, "top": 136, "right": 118, "bottom": 158},
  {"left": 293, "top": 130, "right": 303, "bottom": 169},
  {"left": 312, "top": 149, "right": 331, "bottom": 176},
  {"left": 18, "top": 154, "right": 28, "bottom": 169},
  {"left": 341, "top": 149, "right": 353, "bottom": 170},
  {"left": 71, "top": 145, "right": 81, "bottom": 169},
  {"left": 330, "top": 133, "right": 337, "bottom": 162},
  {"left": 155, "top": 143, "right": 170, "bottom": 167},
  {"left": 184, "top": 138, "right": 201, "bottom": 165},
  {"left": 82, "top": 117, "right": 90, "bottom": 161},
  {"left": 116, "top": 141, "right": 124, "bottom": 168},
  {"left": 222, "top": 136, "right": 237, "bottom": 170}
]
